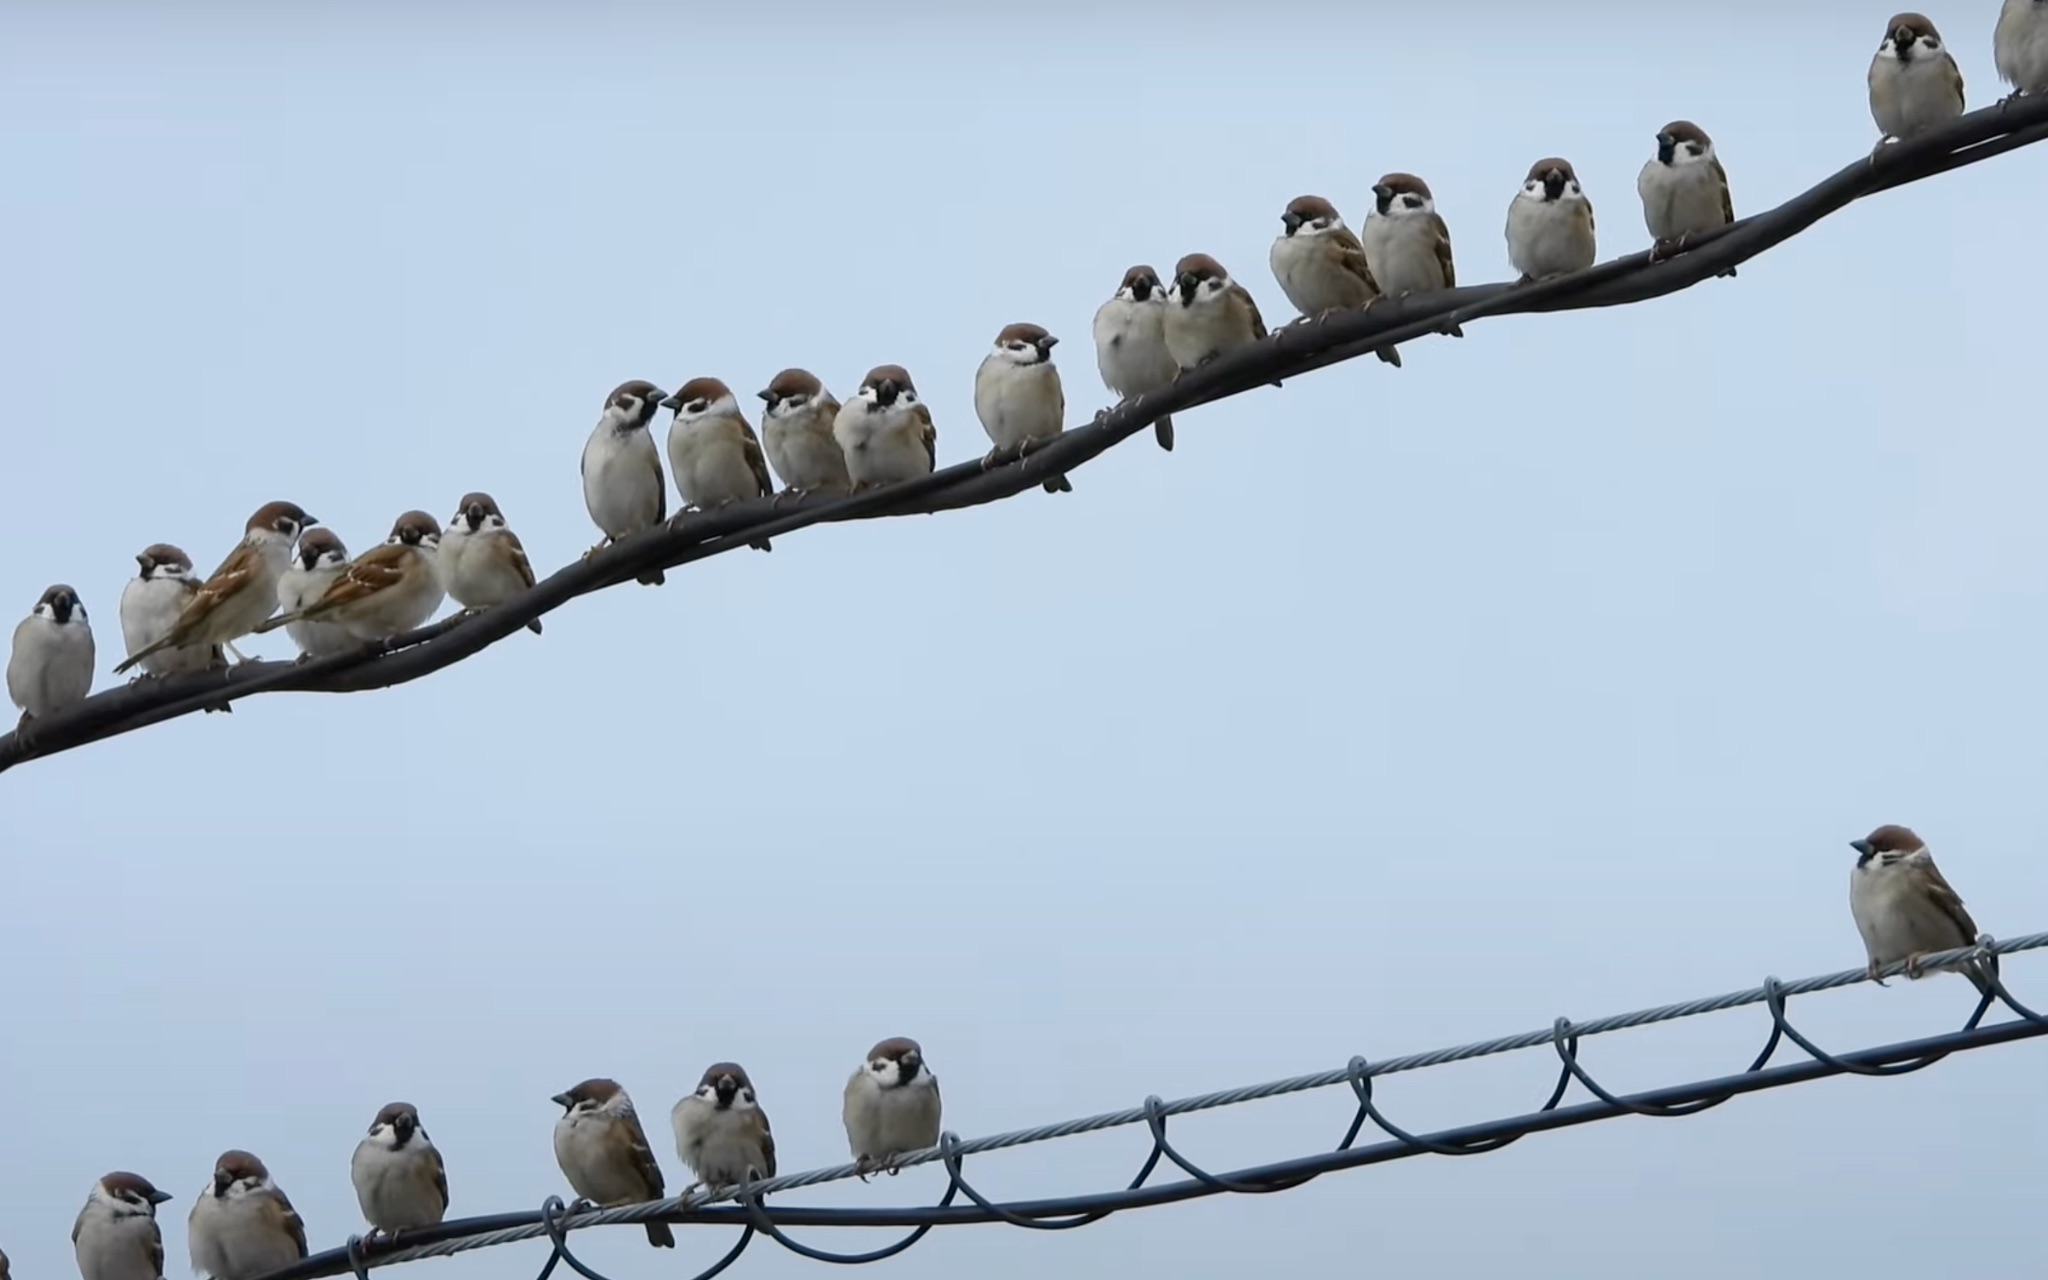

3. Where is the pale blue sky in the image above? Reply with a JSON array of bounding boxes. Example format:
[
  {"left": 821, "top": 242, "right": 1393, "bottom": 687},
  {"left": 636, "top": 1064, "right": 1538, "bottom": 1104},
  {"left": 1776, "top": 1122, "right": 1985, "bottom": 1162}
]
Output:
[{"left": 4, "top": 5, "right": 2046, "bottom": 1279}]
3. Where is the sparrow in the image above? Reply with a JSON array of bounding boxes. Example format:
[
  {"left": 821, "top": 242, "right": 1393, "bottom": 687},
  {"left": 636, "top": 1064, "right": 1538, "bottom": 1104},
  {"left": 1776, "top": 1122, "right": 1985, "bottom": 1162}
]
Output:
[
  {"left": 1268, "top": 196, "right": 1401, "bottom": 367},
  {"left": 439, "top": 492, "right": 541, "bottom": 634},
  {"left": 1505, "top": 158, "right": 1598, "bottom": 283},
  {"left": 8, "top": 584, "right": 94, "bottom": 735},
  {"left": 842, "top": 1037, "right": 943, "bottom": 1179},
  {"left": 973, "top": 322, "right": 1072, "bottom": 493},
  {"left": 1869, "top": 13, "right": 1965, "bottom": 143},
  {"left": 1996, "top": 0, "right": 2048, "bottom": 101},
  {"left": 670, "top": 1062, "right": 777, "bottom": 1193},
  {"left": 581, "top": 379, "right": 669, "bottom": 586},
  {"left": 187, "top": 1151, "right": 308, "bottom": 1280},
  {"left": 72, "top": 1172, "right": 172, "bottom": 1280},
  {"left": 1637, "top": 121, "right": 1736, "bottom": 277},
  {"left": 552, "top": 1078, "right": 675, "bottom": 1248},
  {"left": 1361, "top": 173, "right": 1463, "bottom": 338},
  {"left": 274, "top": 528, "right": 359, "bottom": 660},
  {"left": 1091, "top": 265, "right": 1180, "bottom": 452},
  {"left": 661, "top": 377, "right": 774, "bottom": 552},
  {"left": 757, "top": 367, "right": 851, "bottom": 499},
  {"left": 1849, "top": 824, "right": 1995, "bottom": 996},
  {"left": 253, "top": 511, "right": 443, "bottom": 644},
  {"left": 112, "top": 502, "right": 317, "bottom": 675},
  {"left": 119, "top": 545, "right": 225, "bottom": 678},
  {"left": 350, "top": 1102, "right": 449, "bottom": 1238},
  {"left": 833, "top": 365, "right": 938, "bottom": 493},
  {"left": 1162, "top": 253, "right": 1271, "bottom": 377}
]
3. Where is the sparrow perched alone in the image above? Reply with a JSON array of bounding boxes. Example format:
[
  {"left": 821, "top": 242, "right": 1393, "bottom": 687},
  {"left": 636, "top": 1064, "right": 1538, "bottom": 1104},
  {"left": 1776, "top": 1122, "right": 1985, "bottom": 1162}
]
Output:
[
  {"left": 1868, "top": 13, "right": 1965, "bottom": 143},
  {"left": 350, "top": 1102, "right": 450, "bottom": 1238},
  {"left": 72, "top": 1172, "right": 172, "bottom": 1280},
  {"left": 757, "top": 368, "right": 851, "bottom": 499},
  {"left": 1361, "top": 173, "right": 1462, "bottom": 337},
  {"left": 253, "top": 511, "right": 443, "bottom": 644},
  {"left": 187, "top": 1151, "right": 308, "bottom": 1280},
  {"left": 8, "top": 584, "right": 94, "bottom": 736},
  {"left": 1091, "top": 265, "right": 1180, "bottom": 452},
  {"left": 1162, "top": 253, "right": 1272, "bottom": 378},
  {"left": 1505, "top": 158, "right": 1597, "bottom": 282},
  {"left": 1268, "top": 196, "right": 1401, "bottom": 367},
  {"left": 1848, "top": 824, "right": 1995, "bottom": 996},
  {"left": 1637, "top": 120, "right": 1736, "bottom": 276},
  {"left": 1995, "top": 0, "right": 2048, "bottom": 101},
  {"left": 581, "top": 379, "right": 669, "bottom": 586},
  {"left": 552, "top": 1078, "right": 675, "bottom": 1248},
  {"left": 974, "top": 322, "right": 1072, "bottom": 493},
  {"left": 833, "top": 365, "right": 938, "bottom": 492},
  {"left": 112, "top": 502, "right": 316, "bottom": 674},
  {"left": 671, "top": 1063, "right": 777, "bottom": 1193},
  {"left": 119, "top": 545, "right": 225, "bottom": 678},
  {"left": 842, "top": 1037, "right": 943, "bottom": 1179},
  {"left": 439, "top": 492, "right": 541, "bottom": 634},
  {"left": 661, "top": 377, "right": 774, "bottom": 551},
  {"left": 274, "top": 529, "right": 357, "bottom": 660}
]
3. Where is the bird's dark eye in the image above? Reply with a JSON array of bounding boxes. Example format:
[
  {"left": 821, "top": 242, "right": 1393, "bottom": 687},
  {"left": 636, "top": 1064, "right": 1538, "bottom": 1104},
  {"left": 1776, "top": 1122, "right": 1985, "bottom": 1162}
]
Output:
[{"left": 688, "top": 399, "right": 707, "bottom": 413}]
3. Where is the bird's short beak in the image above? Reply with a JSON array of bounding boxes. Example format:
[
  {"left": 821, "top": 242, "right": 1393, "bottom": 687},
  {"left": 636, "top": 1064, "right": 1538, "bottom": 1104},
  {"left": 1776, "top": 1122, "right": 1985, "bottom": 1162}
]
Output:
[
  {"left": 658, "top": 393, "right": 683, "bottom": 411},
  {"left": 550, "top": 1092, "right": 572, "bottom": 1108},
  {"left": 148, "top": 1190, "right": 174, "bottom": 1205},
  {"left": 1039, "top": 335, "right": 1059, "bottom": 353},
  {"left": 1542, "top": 172, "right": 1564, "bottom": 199},
  {"left": 134, "top": 553, "right": 151, "bottom": 570},
  {"left": 756, "top": 388, "right": 776, "bottom": 405},
  {"left": 1850, "top": 839, "right": 1875, "bottom": 856},
  {"left": 1371, "top": 186, "right": 1390, "bottom": 209},
  {"left": 1280, "top": 213, "right": 1302, "bottom": 235},
  {"left": 464, "top": 505, "right": 484, "bottom": 528},
  {"left": 1176, "top": 275, "right": 1196, "bottom": 302}
]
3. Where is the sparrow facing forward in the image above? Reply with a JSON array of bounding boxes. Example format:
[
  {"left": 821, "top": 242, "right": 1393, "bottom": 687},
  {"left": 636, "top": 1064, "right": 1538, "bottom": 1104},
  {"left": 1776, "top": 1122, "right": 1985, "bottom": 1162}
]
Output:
[
  {"left": 1268, "top": 196, "right": 1401, "bottom": 367},
  {"left": 8, "top": 584, "right": 94, "bottom": 736},
  {"left": 1637, "top": 120, "right": 1736, "bottom": 276},
  {"left": 1869, "top": 13, "right": 1965, "bottom": 143},
  {"left": 72, "top": 1172, "right": 172, "bottom": 1280},
  {"left": 1091, "top": 265, "right": 1180, "bottom": 452},
  {"left": 112, "top": 501, "right": 317, "bottom": 675},
  {"left": 758, "top": 368, "right": 851, "bottom": 499},
  {"left": 119, "top": 545, "right": 224, "bottom": 679},
  {"left": 187, "top": 1151, "right": 308, "bottom": 1280},
  {"left": 581, "top": 379, "right": 669, "bottom": 586},
  {"left": 1995, "top": 0, "right": 2048, "bottom": 100},
  {"left": 671, "top": 1062, "right": 777, "bottom": 1193},
  {"left": 1162, "top": 253, "right": 1271, "bottom": 377},
  {"left": 842, "top": 1037, "right": 943, "bottom": 1179},
  {"left": 833, "top": 365, "right": 938, "bottom": 492},
  {"left": 1505, "top": 157, "right": 1598, "bottom": 283},
  {"left": 275, "top": 529, "right": 358, "bottom": 661},
  {"left": 552, "top": 1078, "right": 675, "bottom": 1248},
  {"left": 1361, "top": 173, "right": 1463, "bottom": 338},
  {"left": 350, "top": 1102, "right": 449, "bottom": 1238},
  {"left": 439, "top": 492, "right": 541, "bottom": 634},
  {"left": 253, "top": 511, "right": 444, "bottom": 643},
  {"left": 662, "top": 377, "right": 774, "bottom": 552},
  {"left": 974, "top": 323, "right": 1072, "bottom": 493},
  {"left": 1848, "top": 824, "right": 1995, "bottom": 996}
]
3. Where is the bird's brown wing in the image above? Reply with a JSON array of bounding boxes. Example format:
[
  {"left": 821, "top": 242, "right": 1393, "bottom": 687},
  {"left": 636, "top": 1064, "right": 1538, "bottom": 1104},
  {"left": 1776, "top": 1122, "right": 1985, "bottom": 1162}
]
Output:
[
  {"left": 266, "top": 1188, "right": 310, "bottom": 1259},
  {"left": 646, "top": 445, "right": 668, "bottom": 524},
  {"left": 912, "top": 404, "right": 937, "bottom": 473},
  {"left": 619, "top": 1107, "right": 668, "bottom": 1199},
  {"left": 1911, "top": 854, "right": 1980, "bottom": 943},
  {"left": 299, "top": 544, "right": 410, "bottom": 620},
  {"left": 146, "top": 1218, "right": 165, "bottom": 1280},
  {"left": 1330, "top": 226, "right": 1383, "bottom": 294},
  {"left": 428, "top": 1144, "right": 451, "bottom": 1212},
  {"left": 1709, "top": 157, "right": 1735, "bottom": 225},
  {"left": 501, "top": 530, "right": 538, "bottom": 591},
  {"left": 739, "top": 422, "right": 774, "bottom": 498},
  {"left": 1235, "top": 285, "right": 1270, "bottom": 341},
  {"left": 1427, "top": 213, "right": 1457, "bottom": 287}
]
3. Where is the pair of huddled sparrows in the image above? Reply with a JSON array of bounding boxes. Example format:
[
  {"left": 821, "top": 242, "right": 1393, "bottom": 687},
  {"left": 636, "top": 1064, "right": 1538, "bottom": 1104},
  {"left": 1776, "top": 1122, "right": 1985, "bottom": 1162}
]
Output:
[
  {"left": 1870, "top": 5, "right": 2048, "bottom": 145},
  {"left": 67, "top": 1040, "right": 941, "bottom": 1280},
  {"left": 578, "top": 343, "right": 1080, "bottom": 584}
]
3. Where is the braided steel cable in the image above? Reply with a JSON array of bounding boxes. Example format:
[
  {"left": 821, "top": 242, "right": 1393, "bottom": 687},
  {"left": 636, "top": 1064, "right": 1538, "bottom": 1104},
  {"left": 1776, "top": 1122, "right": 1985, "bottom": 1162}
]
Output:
[
  {"left": 254, "top": 932, "right": 2048, "bottom": 1280},
  {"left": 7, "top": 94, "right": 2048, "bottom": 774}
]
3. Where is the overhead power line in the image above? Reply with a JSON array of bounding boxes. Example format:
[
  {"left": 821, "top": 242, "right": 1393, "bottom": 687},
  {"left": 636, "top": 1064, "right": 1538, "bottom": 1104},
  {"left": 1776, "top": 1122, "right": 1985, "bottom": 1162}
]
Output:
[
  {"left": 251, "top": 933, "right": 2048, "bottom": 1280},
  {"left": 6, "top": 97, "right": 2048, "bottom": 773}
]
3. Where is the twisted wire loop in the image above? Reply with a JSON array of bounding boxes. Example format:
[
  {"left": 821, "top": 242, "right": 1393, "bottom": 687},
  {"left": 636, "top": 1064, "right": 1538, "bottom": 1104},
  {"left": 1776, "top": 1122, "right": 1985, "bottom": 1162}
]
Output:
[
  {"left": 737, "top": 1159, "right": 956, "bottom": 1264},
  {"left": 10, "top": 98, "right": 2048, "bottom": 776},
  {"left": 250, "top": 936, "right": 2048, "bottom": 1280}
]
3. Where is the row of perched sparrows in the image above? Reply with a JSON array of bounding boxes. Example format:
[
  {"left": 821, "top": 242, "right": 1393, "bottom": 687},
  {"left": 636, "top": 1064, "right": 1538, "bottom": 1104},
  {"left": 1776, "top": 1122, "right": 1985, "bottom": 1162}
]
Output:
[
  {"left": 63, "top": 1040, "right": 940, "bottom": 1280},
  {"left": 42, "top": 817, "right": 2005, "bottom": 1280},
  {"left": 12, "top": 6, "right": 2041, "bottom": 742}
]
